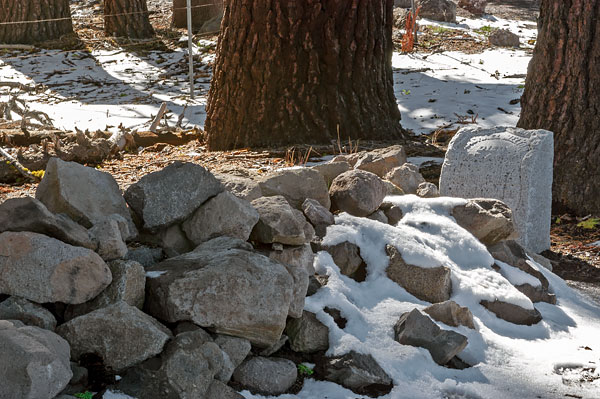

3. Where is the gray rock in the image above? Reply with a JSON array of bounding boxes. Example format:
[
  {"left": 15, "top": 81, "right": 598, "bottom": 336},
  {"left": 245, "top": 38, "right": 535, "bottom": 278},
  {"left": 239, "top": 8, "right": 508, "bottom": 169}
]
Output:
[
  {"left": 385, "top": 163, "right": 425, "bottom": 194},
  {"left": 367, "top": 210, "right": 388, "bottom": 224},
  {"left": 480, "top": 300, "right": 542, "bottom": 325},
  {"left": 302, "top": 198, "right": 335, "bottom": 237},
  {"left": 214, "top": 334, "right": 252, "bottom": 382},
  {"left": 452, "top": 198, "right": 518, "bottom": 246},
  {"left": 424, "top": 300, "right": 475, "bottom": 329},
  {"left": 394, "top": 309, "right": 468, "bottom": 365},
  {"left": 89, "top": 217, "right": 128, "bottom": 261},
  {"left": 489, "top": 29, "right": 520, "bottom": 47},
  {"left": 159, "top": 223, "right": 194, "bottom": 257},
  {"left": 265, "top": 251, "right": 309, "bottom": 319},
  {"left": 440, "top": 127, "right": 554, "bottom": 253},
  {"left": 182, "top": 191, "right": 259, "bottom": 245},
  {"left": 488, "top": 240, "right": 551, "bottom": 286},
  {"left": 416, "top": 182, "right": 440, "bottom": 198},
  {"left": 65, "top": 259, "right": 146, "bottom": 320},
  {"left": 0, "top": 297, "right": 57, "bottom": 331},
  {"left": 250, "top": 196, "right": 311, "bottom": 245},
  {"left": 417, "top": 0, "right": 457, "bottom": 22},
  {"left": 0, "top": 232, "right": 112, "bottom": 304},
  {"left": 206, "top": 380, "right": 244, "bottom": 399},
  {"left": 458, "top": 0, "right": 487, "bottom": 15},
  {"left": 215, "top": 173, "right": 262, "bottom": 202},
  {"left": 323, "top": 241, "right": 364, "bottom": 277},
  {"left": 321, "top": 351, "right": 393, "bottom": 392},
  {"left": 383, "top": 179, "right": 405, "bottom": 195},
  {"left": 57, "top": 302, "right": 171, "bottom": 371},
  {"left": 0, "top": 196, "right": 95, "bottom": 249},
  {"left": 35, "top": 157, "right": 136, "bottom": 240},
  {"left": 0, "top": 324, "right": 72, "bottom": 399},
  {"left": 124, "top": 161, "right": 223, "bottom": 231},
  {"left": 330, "top": 169, "right": 387, "bottom": 217},
  {"left": 144, "top": 241, "right": 294, "bottom": 347},
  {"left": 311, "top": 161, "right": 351, "bottom": 185},
  {"left": 386, "top": 245, "right": 452, "bottom": 303},
  {"left": 194, "top": 236, "right": 254, "bottom": 252},
  {"left": 307, "top": 274, "right": 329, "bottom": 296},
  {"left": 514, "top": 283, "right": 557, "bottom": 304},
  {"left": 259, "top": 335, "right": 288, "bottom": 357},
  {"left": 354, "top": 145, "right": 407, "bottom": 178},
  {"left": 286, "top": 311, "right": 329, "bottom": 353},
  {"left": 332, "top": 152, "right": 363, "bottom": 166},
  {"left": 264, "top": 243, "right": 315, "bottom": 275},
  {"left": 125, "top": 246, "right": 163, "bottom": 267},
  {"left": 259, "top": 168, "right": 331, "bottom": 210},
  {"left": 380, "top": 201, "right": 404, "bottom": 225},
  {"left": 233, "top": 357, "right": 297, "bottom": 395},
  {"left": 69, "top": 362, "right": 88, "bottom": 386}
]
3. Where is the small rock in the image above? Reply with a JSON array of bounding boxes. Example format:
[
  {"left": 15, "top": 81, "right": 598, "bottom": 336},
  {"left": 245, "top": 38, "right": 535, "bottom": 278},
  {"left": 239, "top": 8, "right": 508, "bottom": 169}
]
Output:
[
  {"left": 354, "top": 145, "right": 407, "bottom": 178},
  {"left": 320, "top": 351, "right": 393, "bottom": 394},
  {"left": 0, "top": 297, "right": 57, "bottom": 331},
  {"left": 489, "top": 29, "right": 520, "bottom": 47},
  {"left": 417, "top": 0, "right": 456, "bottom": 23},
  {"left": 330, "top": 169, "right": 387, "bottom": 217},
  {"left": 385, "top": 163, "right": 425, "bottom": 194},
  {"left": 158, "top": 223, "right": 194, "bottom": 257},
  {"left": 458, "top": 0, "right": 487, "bottom": 15},
  {"left": 383, "top": 179, "right": 406, "bottom": 195},
  {"left": 215, "top": 173, "right": 262, "bottom": 202},
  {"left": 233, "top": 357, "right": 298, "bottom": 395},
  {"left": 259, "top": 168, "right": 331, "bottom": 209},
  {"left": 331, "top": 152, "right": 362, "bottom": 166},
  {"left": 302, "top": 198, "right": 335, "bottom": 237},
  {"left": 311, "top": 161, "right": 351, "bottom": 185},
  {"left": 480, "top": 300, "right": 542, "bottom": 325},
  {"left": 394, "top": 308, "right": 468, "bottom": 365},
  {"left": 380, "top": 201, "right": 404, "bottom": 225},
  {"left": 324, "top": 307, "right": 348, "bottom": 329},
  {"left": 386, "top": 245, "right": 452, "bottom": 303},
  {"left": 307, "top": 274, "right": 329, "bottom": 296},
  {"left": 251, "top": 196, "right": 311, "bottom": 245},
  {"left": 182, "top": 191, "right": 259, "bottom": 245},
  {"left": 416, "top": 182, "right": 440, "bottom": 198},
  {"left": 206, "top": 380, "right": 244, "bottom": 399},
  {"left": 452, "top": 198, "right": 518, "bottom": 246},
  {"left": 514, "top": 283, "right": 557, "bottom": 304},
  {"left": 125, "top": 246, "right": 163, "bottom": 267},
  {"left": 424, "top": 300, "right": 475, "bottom": 329},
  {"left": 214, "top": 334, "right": 252, "bottom": 382},
  {"left": 89, "top": 217, "right": 128, "bottom": 261},
  {"left": 368, "top": 210, "right": 389, "bottom": 224},
  {"left": 323, "top": 241, "right": 365, "bottom": 277},
  {"left": 286, "top": 311, "right": 329, "bottom": 353}
]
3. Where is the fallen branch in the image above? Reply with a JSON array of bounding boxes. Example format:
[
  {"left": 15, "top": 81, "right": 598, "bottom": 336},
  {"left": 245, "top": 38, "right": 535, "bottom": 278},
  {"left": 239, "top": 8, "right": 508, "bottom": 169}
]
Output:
[{"left": 0, "top": 146, "right": 40, "bottom": 182}]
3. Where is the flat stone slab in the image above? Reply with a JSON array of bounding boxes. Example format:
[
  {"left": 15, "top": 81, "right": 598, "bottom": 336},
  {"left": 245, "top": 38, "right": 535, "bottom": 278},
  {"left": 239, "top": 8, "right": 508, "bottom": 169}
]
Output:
[{"left": 440, "top": 127, "right": 554, "bottom": 253}]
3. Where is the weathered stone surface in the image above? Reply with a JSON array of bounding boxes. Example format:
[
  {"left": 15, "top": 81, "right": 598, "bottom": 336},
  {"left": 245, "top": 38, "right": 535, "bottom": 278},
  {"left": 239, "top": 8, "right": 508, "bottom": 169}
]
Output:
[
  {"left": 259, "top": 335, "right": 288, "bottom": 357},
  {"left": 440, "top": 127, "right": 554, "bottom": 252},
  {"left": 215, "top": 173, "right": 262, "bottom": 202},
  {"left": 57, "top": 302, "right": 171, "bottom": 371},
  {"left": 36, "top": 158, "right": 136, "bottom": 239},
  {"left": 125, "top": 246, "right": 163, "bottom": 267},
  {"left": 385, "top": 163, "right": 425, "bottom": 194},
  {"left": 311, "top": 161, "right": 351, "bottom": 185},
  {"left": 380, "top": 201, "right": 404, "bottom": 225},
  {"left": 0, "top": 324, "right": 72, "bottom": 399},
  {"left": 89, "top": 217, "right": 128, "bottom": 261},
  {"left": 0, "top": 297, "right": 57, "bottom": 331},
  {"left": 323, "top": 241, "right": 364, "bottom": 277},
  {"left": 145, "top": 240, "right": 294, "bottom": 347},
  {"left": 0, "top": 232, "right": 112, "bottom": 304},
  {"left": 480, "top": 300, "right": 542, "bottom": 325},
  {"left": 207, "top": 380, "right": 244, "bottom": 399},
  {"left": 424, "top": 300, "right": 475, "bottom": 329},
  {"left": 307, "top": 274, "right": 329, "bottom": 296},
  {"left": 65, "top": 259, "right": 146, "bottom": 320},
  {"left": 233, "top": 357, "right": 298, "bottom": 395},
  {"left": 417, "top": 182, "right": 440, "bottom": 198},
  {"left": 354, "top": 145, "right": 407, "bottom": 178},
  {"left": 383, "top": 179, "right": 406, "bottom": 195},
  {"left": 285, "top": 311, "right": 329, "bottom": 353},
  {"left": 124, "top": 161, "right": 223, "bottom": 231},
  {"left": 452, "top": 198, "right": 518, "bottom": 246},
  {"left": 0, "top": 196, "right": 95, "bottom": 249},
  {"left": 386, "top": 245, "right": 452, "bottom": 303},
  {"left": 194, "top": 236, "right": 254, "bottom": 252},
  {"left": 368, "top": 210, "right": 389, "bottom": 224},
  {"left": 182, "top": 191, "right": 259, "bottom": 245},
  {"left": 302, "top": 198, "right": 335, "bottom": 237},
  {"left": 330, "top": 169, "right": 387, "bottom": 217},
  {"left": 394, "top": 309, "right": 468, "bottom": 365},
  {"left": 489, "top": 29, "right": 520, "bottom": 47},
  {"left": 331, "top": 152, "right": 362, "bottom": 166},
  {"left": 320, "top": 351, "right": 393, "bottom": 393},
  {"left": 458, "top": 0, "right": 487, "bottom": 15},
  {"left": 259, "top": 168, "right": 331, "bottom": 210},
  {"left": 159, "top": 224, "right": 194, "bottom": 257},
  {"left": 214, "top": 334, "right": 252, "bottom": 382},
  {"left": 417, "top": 0, "right": 456, "bottom": 22},
  {"left": 514, "top": 283, "right": 557, "bottom": 304},
  {"left": 251, "top": 196, "right": 311, "bottom": 245}
]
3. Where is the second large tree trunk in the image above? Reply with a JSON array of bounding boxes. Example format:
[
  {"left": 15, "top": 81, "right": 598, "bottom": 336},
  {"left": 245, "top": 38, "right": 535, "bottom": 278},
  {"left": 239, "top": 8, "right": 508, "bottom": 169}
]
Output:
[
  {"left": 206, "top": 0, "right": 406, "bottom": 150},
  {"left": 517, "top": 0, "right": 600, "bottom": 215},
  {"left": 0, "top": 0, "right": 73, "bottom": 44},
  {"left": 104, "top": 0, "right": 155, "bottom": 39}
]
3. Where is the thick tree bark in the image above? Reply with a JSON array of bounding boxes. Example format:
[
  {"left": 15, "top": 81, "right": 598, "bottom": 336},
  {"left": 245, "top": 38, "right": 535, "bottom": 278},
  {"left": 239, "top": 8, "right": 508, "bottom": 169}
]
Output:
[
  {"left": 206, "top": 0, "right": 406, "bottom": 150},
  {"left": 104, "top": 0, "right": 155, "bottom": 39},
  {"left": 0, "top": 0, "right": 73, "bottom": 44},
  {"left": 517, "top": 0, "right": 600, "bottom": 215}
]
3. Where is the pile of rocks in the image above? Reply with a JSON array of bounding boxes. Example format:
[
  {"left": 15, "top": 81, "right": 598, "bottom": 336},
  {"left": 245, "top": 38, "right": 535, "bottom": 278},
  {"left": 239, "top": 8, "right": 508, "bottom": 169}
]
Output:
[{"left": 0, "top": 140, "right": 555, "bottom": 398}]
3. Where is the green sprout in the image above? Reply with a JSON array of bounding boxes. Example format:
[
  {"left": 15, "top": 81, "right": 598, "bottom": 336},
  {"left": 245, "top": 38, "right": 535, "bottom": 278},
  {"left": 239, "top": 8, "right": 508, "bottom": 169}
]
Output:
[
  {"left": 401, "top": 89, "right": 411, "bottom": 96},
  {"left": 74, "top": 392, "right": 94, "bottom": 399},
  {"left": 298, "top": 363, "right": 314, "bottom": 376},
  {"left": 577, "top": 218, "right": 600, "bottom": 229}
]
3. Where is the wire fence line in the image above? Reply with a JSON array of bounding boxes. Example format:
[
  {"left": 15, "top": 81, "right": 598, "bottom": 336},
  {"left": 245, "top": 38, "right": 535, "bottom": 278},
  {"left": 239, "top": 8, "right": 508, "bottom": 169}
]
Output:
[{"left": 0, "top": 3, "right": 221, "bottom": 26}]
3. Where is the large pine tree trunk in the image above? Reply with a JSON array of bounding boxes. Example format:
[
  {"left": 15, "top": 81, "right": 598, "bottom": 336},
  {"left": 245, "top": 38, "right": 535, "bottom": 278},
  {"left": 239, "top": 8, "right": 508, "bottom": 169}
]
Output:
[
  {"left": 0, "top": 0, "right": 73, "bottom": 44},
  {"left": 517, "top": 0, "right": 600, "bottom": 215},
  {"left": 206, "top": 0, "right": 406, "bottom": 150},
  {"left": 104, "top": 0, "right": 154, "bottom": 39}
]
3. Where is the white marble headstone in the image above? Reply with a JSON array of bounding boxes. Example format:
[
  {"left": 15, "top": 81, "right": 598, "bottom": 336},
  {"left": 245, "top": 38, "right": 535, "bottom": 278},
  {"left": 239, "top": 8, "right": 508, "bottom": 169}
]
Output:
[{"left": 440, "top": 126, "right": 554, "bottom": 253}]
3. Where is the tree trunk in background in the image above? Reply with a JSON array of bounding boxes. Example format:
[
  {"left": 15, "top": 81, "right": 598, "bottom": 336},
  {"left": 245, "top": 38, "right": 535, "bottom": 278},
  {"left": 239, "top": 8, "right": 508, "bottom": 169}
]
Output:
[
  {"left": 517, "top": 0, "right": 600, "bottom": 215},
  {"left": 0, "top": 0, "right": 73, "bottom": 44},
  {"left": 104, "top": 0, "right": 154, "bottom": 39},
  {"left": 206, "top": 0, "right": 406, "bottom": 150}
]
